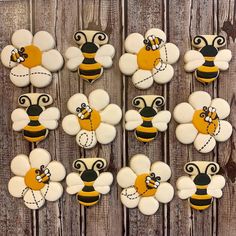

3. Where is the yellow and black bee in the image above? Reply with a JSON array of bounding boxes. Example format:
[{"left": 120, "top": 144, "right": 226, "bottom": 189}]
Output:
[
  {"left": 125, "top": 95, "right": 171, "bottom": 143},
  {"left": 65, "top": 30, "right": 115, "bottom": 83},
  {"left": 66, "top": 158, "right": 113, "bottom": 207},
  {"left": 10, "top": 47, "right": 28, "bottom": 63},
  {"left": 184, "top": 35, "right": 232, "bottom": 84},
  {"left": 11, "top": 93, "right": 60, "bottom": 143},
  {"left": 177, "top": 161, "right": 226, "bottom": 211}
]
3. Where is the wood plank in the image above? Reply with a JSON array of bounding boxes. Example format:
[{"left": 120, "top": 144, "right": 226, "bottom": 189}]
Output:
[{"left": 0, "top": 0, "right": 33, "bottom": 235}]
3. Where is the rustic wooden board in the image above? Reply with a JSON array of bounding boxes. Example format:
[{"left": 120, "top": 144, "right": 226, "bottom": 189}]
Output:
[{"left": 0, "top": 0, "right": 235, "bottom": 235}]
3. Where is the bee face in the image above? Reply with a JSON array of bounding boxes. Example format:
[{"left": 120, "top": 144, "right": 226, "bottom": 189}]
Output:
[
  {"left": 144, "top": 35, "right": 163, "bottom": 51},
  {"left": 192, "top": 106, "right": 219, "bottom": 135},
  {"left": 10, "top": 47, "right": 28, "bottom": 63},
  {"left": 24, "top": 165, "right": 51, "bottom": 190},
  {"left": 193, "top": 173, "right": 211, "bottom": 185},
  {"left": 26, "top": 105, "right": 43, "bottom": 116},
  {"left": 81, "top": 169, "right": 98, "bottom": 182}
]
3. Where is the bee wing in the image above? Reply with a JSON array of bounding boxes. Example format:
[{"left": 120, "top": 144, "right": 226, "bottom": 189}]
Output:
[
  {"left": 176, "top": 176, "right": 197, "bottom": 199},
  {"left": 66, "top": 172, "right": 84, "bottom": 195},
  {"left": 39, "top": 107, "right": 60, "bottom": 130},
  {"left": 184, "top": 50, "right": 205, "bottom": 72},
  {"left": 11, "top": 108, "right": 30, "bottom": 131},
  {"left": 94, "top": 172, "right": 113, "bottom": 194},
  {"left": 125, "top": 110, "right": 143, "bottom": 130},
  {"left": 207, "top": 175, "right": 226, "bottom": 198},
  {"left": 95, "top": 44, "right": 115, "bottom": 68},
  {"left": 65, "top": 46, "right": 84, "bottom": 71},
  {"left": 152, "top": 111, "right": 171, "bottom": 132},
  {"left": 214, "top": 49, "right": 232, "bottom": 70}
]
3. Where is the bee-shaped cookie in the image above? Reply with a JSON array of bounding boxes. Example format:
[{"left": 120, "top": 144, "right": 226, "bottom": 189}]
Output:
[
  {"left": 177, "top": 161, "right": 225, "bottom": 211},
  {"left": 66, "top": 158, "right": 113, "bottom": 206},
  {"left": 184, "top": 35, "right": 232, "bottom": 84},
  {"left": 65, "top": 30, "right": 115, "bottom": 83},
  {"left": 125, "top": 95, "right": 171, "bottom": 143},
  {"left": 11, "top": 93, "right": 60, "bottom": 143}
]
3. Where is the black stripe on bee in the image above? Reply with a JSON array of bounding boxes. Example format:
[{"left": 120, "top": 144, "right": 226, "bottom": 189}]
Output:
[
  {"left": 190, "top": 198, "right": 212, "bottom": 206},
  {"left": 79, "top": 68, "right": 102, "bottom": 76},
  {"left": 82, "top": 57, "right": 97, "bottom": 64},
  {"left": 24, "top": 129, "right": 47, "bottom": 137},
  {"left": 196, "top": 70, "right": 219, "bottom": 79},
  {"left": 135, "top": 130, "right": 157, "bottom": 139},
  {"left": 77, "top": 195, "right": 100, "bottom": 203},
  {"left": 83, "top": 186, "right": 95, "bottom": 192}
]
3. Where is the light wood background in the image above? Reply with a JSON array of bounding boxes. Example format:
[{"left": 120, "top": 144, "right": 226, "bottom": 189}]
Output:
[{"left": 0, "top": 0, "right": 235, "bottom": 235}]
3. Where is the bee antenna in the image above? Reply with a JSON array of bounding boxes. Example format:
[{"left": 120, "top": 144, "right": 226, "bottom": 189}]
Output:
[
  {"left": 193, "top": 35, "right": 208, "bottom": 46},
  {"left": 205, "top": 163, "right": 218, "bottom": 174},
  {"left": 92, "top": 32, "right": 107, "bottom": 44},
  {"left": 212, "top": 35, "right": 225, "bottom": 47},
  {"left": 19, "top": 95, "right": 32, "bottom": 106},
  {"left": 74, "top": 31, "right": 87, "bottom": 43},
  {"left": 37, "top": 94, "right": 50, "bottom": 106},
  {"left": 132, "top": 96, "right": 147, "bottom": 108},
  {"left": 151, "top": 96, "right": 165, "bottom": 108},
  {"left": 92, "top": 159, "right": 106, "bottom": 170},
  {"left": 73, "top": 159, "right": 88, "bottom": 171},
  {"left": 185, "top": 163, "right": 201, "bottom": 174}
]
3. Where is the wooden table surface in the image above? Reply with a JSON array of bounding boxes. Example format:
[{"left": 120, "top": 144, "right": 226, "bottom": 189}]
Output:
[{"left": 0, "top": 0, "right": 235, "bottom": 235}]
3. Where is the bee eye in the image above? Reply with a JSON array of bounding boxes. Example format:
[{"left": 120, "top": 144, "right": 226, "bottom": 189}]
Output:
[
  {"left": 76, "top": 107, "right": 81, "bottom": 113},
  {"left": 81, "top": 103, "right": 87, "bottom": 108}
]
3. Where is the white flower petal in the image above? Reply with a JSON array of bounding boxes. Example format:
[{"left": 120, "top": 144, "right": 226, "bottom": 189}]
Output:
[
  {"left": 124, "top": 33, "right": 144, "bottom": 54},
  {"left": 145, "top": 28, "right": 166, "bottom": 43},
  {"left": 33, "top": 31, "right": 55, "bottom": 51},
  {"left": 23, "top": 189, "right": 45, "bottom": 209},
  {"left": 130, "top": 154, "right": 151, "bottom": 175},
  {"left": 29, "top": 148, "right": 51, "bottom": 169},
  {"left": 1, "top": 45, "right": 17, "bottom": 68},
  {"left": 194, "top": 133, "right": 216, "bottom": 153},
  {"left": 100, "top": 104, "right": 122, "bottom": 125},
  {"left": 176, "top": 124, "right": 198, "bottom": 144},
  {"left": 47, "top": 161, "right": 66, "bottom": 182},
  {"left": 42, "top": 49, "right": 64, "bottom": 72},
  {"left": 41, "top": 182, "right": 63, "bottom": 201},
  {"left": 214, "top": 120, "right": 232, "bottom": 142},
  {"left": 150, "top": 161, "right": 172, "bottom": 182},
  {"left": 119, "top": 53, "right": 138, "bottom": 75},
  {"left": 173, "top": 102, "right": 195, "bottom": 123},
  {"left": 120, "top": 187, "right": 140, "bottom": 208},
  {"left": 152, "top": 63, "right": 174, "bottom": 84},
  {"left": 10, "top": 64, "right": 30, "bottom": 87},
  {"left": 155, "top": 182, "right": 174, "bottom": 203},
  {"left": 160, "top": 43, "right": 180, "bottom": 64},
  {"left": 76, "top": 130, "right": 97, "bottom": 149},
  {"left": 11, "top": 154, "right": 30, "bottom": 176},
  {"left": 188, "top": 91, "right": 211, "bottom": 110},
  {"left": 67, "top": 93, "right": 88, "bottom": 114},
  {"left": 211, "top": 98, "right": 230, "bottom": 119},
  {"left": 138, "top": 196, "right": 159, "bottom": 215},
  {"left": 88, "top": 89, "right": 109, "bottom": 111},
  {"left": 30, "top": 65, "right": 52, "bottom": 88},
  {"left": 8, "top": 176, "right": 28, "bottom": 198},
  {"left": 11, "top": 29, "right": 33, "bottom": 48},
  {"left": 117, "top": 167, "right": 137, "bottom": 188},
  {"left": 132, "top": 69, "right": 153, "bottom": 89},
  {"left": 62, "top": 114, "right": 81, "bottom": 135},
  {"left": 95, "top": 123, "right": 116, "bottom": 144}
]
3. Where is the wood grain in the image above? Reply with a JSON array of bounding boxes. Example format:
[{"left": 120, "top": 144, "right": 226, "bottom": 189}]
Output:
[{"left": 0, "top": 0, "right": 235, "bottom": 235}]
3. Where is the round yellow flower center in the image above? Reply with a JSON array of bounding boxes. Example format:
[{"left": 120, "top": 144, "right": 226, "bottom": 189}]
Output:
[
  {"left": 78, "top": 109, "right": 101, "bottom": 131},
  {"left": 134, "top": 173, "right": 159, "bottom": 197},
  {"left": 24, "top": 166, "right": 50, "bottom": 191},
  {"left": 21, "top": 45, "right": 42, "bottom": 68},
  {"left": 137, "top": 46, "right": 160, "bottom": 70},
  {"left": 192, "top": 106, "right": 219, "bottom": 135}
]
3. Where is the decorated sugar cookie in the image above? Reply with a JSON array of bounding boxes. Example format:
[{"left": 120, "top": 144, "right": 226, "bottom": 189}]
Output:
[
  {"left": 117, "top": 154, "right": 174, "bottom": 215},
  {"left": 177, "top": 161, "right": 225, "bottom": 211},
  {"left": 65, "top": 30, "right": 115, "bottom": 83},
  {"left": 62, "top": 89, "right": 122, "bottom": 149},
  {"left": 125, "top": 95, "right": 171, "bottom": 143},
  {"left": 66, "top": 158, "right": 113, "bottom": 206},
  {"left": 8, "top": 148, "right": 66, "bottom": 209},
  {"left": 184, "top": 35, "right": 232, "bottom": 84},
  {"left": 11, "top": 93, "right": 60, "bottom": 143},
  {"left": 1, "top": 29, "right": 63, "bottom": 88},
  {"left": 119, "top": 28, "right": 180, "bottom": 89},
  {"left": 173, "top": 91, "right": 232, "bottom": 153}
]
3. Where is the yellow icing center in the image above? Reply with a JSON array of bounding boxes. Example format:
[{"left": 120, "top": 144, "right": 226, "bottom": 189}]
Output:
[
  {"left": 192, "top": 107, "right": 219, "bottom": 135},
  {"left": 134, "top": 173, "right": 158, "bottom": 197},
  {"left": 24, "top": 167, "right": 50, "bottom": 190},
  {"left": 78, "top": 109, "right": 101, "bottom": 131},
  {"left": 137, "top": 46, "right": 160, "bottom": 70},
  {"left": 21, "top": 45, "right": 42, "bottom": 68}
]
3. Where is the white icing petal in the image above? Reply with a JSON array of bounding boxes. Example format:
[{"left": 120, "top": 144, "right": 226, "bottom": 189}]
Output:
[
  {"left": 145, "top": 28, "right": 166, "bottom": 43},
  {"left": 42, "top": 49, "right": 64, "bottom": 72},
  {"left": 10, "top": 64, "right": 30, "bottom": 87},
  {"left": 8, "top": 176, "right": 28, "bottom": 198},
  {"left": 194, "top": 133, "right": 216, "bottom": 153},
  {"left": 29, "top": 148, "right": 51, "bottom": 169},
  {"left": 23, "top": 189, "right": 45, "bottom": 209},
  {"left": 155, "top": 182, "right": 174, "bottom": 203},
  {"left": 117, "top": 167, "right": 137, "bottom": 188},
  {"left": 151, "top": 161, "right": 172, "bottom": 182},
  {"left": 210, "top": 98, "right": 230, "bottom": 119},
  {"left": 132, "top": 69, "right": 153, "bottom": 89},
  {"left": 124, "top": 33, "right": 144, "bottom": 54},
  {"left": 67, "top": 93, "right": 88, "bottom": 114},
  {"left": 120, "top": 187, "right": 140, "bottom": 208},
  {"left": 47, "top": 161, "right": 66, "bottom": 182},
  {"left": 41, "top": 182, "right": 63, "bottom": 201},
  {"left": 88, "top": 89, "right": 109, "bottom": 111},
  {"left": 11, "top": 29, "right": 33, "bottom": 48},
  {"left": 176, "top": 124, "right": 198, "bottom": 144},
  {"left": 138, "top": 196, "right": 159, "bottom": 215},
  {"left": 33, "top": 31, "right": 55, "bottom": 51},
  {"left": 100, "top": 104, "right": 122, "bottom": 125},
  {"left": 130, "top": 154, "right": 151, "bottom": 175},
  {"left": 119, "top": 53, "right": 138, "bottom": 75},
  {"left": 62, "top": 114, "right": 81, "bottom": 135},
  {"left": 188, "top": 91, "right": 212, "bottom": 110},
  {"left": 1, "top": 45, "right": 17, "bottom": 68},
  {"left": 30, "top": 65, "right": 52, "bottom": 88},
  {"left": 173, "top": 102, "right": 195, "bottom": 123},
  {"left": 214, "top": 120, "right": 232, "bottom": 142},
  {"left": 11, "top": 154, "right": 30, "bottom": 176},
  {"left": 160, "top": 43, "right": 180, "bottom": 64},
  {"left": 95, "top": 123, "right": 116, "bottom": 144},
  {"left": 76, "top": 130, "right": 97, "bottom": 149},
  {"left": 152, "top": 63, "right": 174, "bottom": 84}
]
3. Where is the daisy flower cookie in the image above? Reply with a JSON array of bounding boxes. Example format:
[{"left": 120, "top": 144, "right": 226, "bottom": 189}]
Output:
[
  {"left": 119, "top": 28, "right": 180, "bottom": 89},
  {"left": 65, "top": 30, "right": 115, "bottom": 83},
  {"left": 177, "top": 161, "right": 225, "bottom": 211},
  {"left": 8, "top": 148, "right": 66, "bottom": 210},
  {"left": 66, "top": 158, "right": 113, "bottom": 206},
  {"left": 1, "top": 29, "right": 63, "bottom": 88},
  {"left": 125, "top": 95, "right": 171, "bottom": 143},
  {"left": 173, "top": 91, "right": 232, "bottom": 153},
  {"left": 62, "top": 89, "right": 122, "bottom": 149},
  {"left": 117, "top": 154, "right": 174, "bottom": 215}
]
